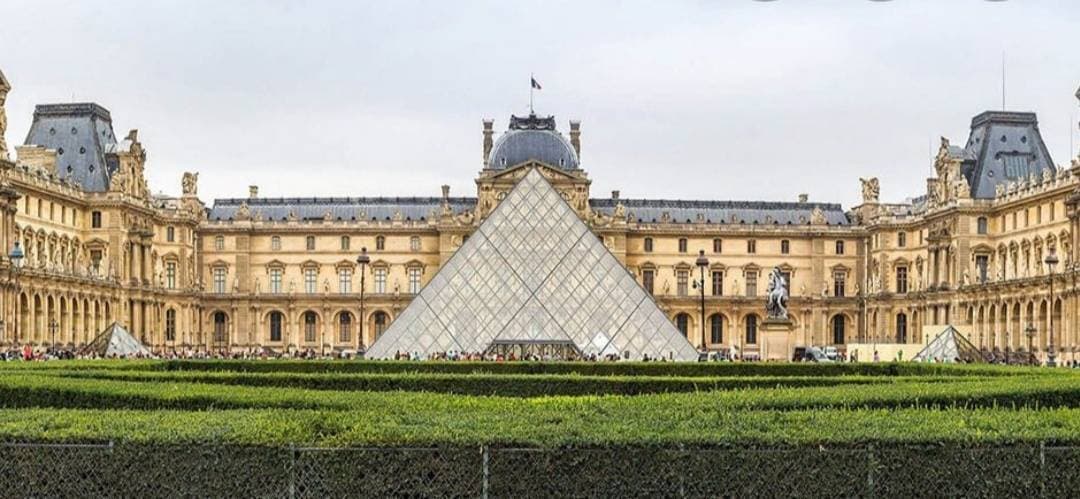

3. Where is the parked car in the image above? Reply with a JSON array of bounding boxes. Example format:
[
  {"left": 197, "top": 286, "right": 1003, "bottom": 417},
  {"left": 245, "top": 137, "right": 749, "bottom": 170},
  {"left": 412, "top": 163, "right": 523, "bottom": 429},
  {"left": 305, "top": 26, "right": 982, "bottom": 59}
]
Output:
[
  {"left": 823, "top": 346, "right": 839, "bottom": 361},
  {"left": 803, "top": 347, "right": 833, "bottom": 363}
]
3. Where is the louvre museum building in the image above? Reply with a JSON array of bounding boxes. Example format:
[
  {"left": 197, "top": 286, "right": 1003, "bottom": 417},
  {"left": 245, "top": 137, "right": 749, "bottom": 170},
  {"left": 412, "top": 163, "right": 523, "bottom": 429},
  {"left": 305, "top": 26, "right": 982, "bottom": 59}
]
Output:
[{"left": 1, "top": 68, "right": 1079, "bottom": 362}]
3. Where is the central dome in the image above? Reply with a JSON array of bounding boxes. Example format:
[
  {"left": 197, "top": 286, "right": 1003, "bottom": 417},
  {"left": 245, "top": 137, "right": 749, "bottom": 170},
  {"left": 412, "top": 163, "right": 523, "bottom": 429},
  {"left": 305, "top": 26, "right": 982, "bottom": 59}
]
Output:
[{"left": 487, "top": 114, "right": 579, "bottom": 171}]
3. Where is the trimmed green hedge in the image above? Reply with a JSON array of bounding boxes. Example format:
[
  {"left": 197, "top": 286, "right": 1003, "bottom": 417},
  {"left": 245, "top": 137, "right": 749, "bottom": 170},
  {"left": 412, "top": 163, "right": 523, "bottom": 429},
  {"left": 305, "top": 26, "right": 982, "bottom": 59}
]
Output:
[{"left": 151, "top": 359, "right": 1041, "bottom": 377}]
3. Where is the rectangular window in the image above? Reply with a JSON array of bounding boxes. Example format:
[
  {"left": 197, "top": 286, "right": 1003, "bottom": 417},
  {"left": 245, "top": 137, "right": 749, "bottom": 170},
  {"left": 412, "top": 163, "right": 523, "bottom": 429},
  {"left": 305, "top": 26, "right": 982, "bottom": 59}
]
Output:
[
  {"left": 271, "top": 236, "right": 281, "bottom": 251},
  {"left": 270, "top": 268, "right": 282, "bottom": 294},
  {"left": 408, "top": 267, "right": 422, "bottom": 294},
  {"left": 91, "top": 211, "right": 102, "bottom": 228},
  {"left": 642, "top": 269, "right": 655, "bottom": 295},
  {"left": 341, "top": 236, "right": 350, "bottom": 251},
  {"left": 374, "top": 268, "right": 387, "bottom": 294},
  {"left": 410, "top": 236, "right": 421, "bottom": 252},
  {"left": 678, "top": 238, "right": 687, "bottom": 253},
  {"left": 977, "top": 217, "right": 988, "bottom": 235},
  {"left": 306, "top": 236, "right": 316, "bottom": 251},
  {"left": 166, "top": 226, "right": 175, "bottom": 242},
  {"left": 165, "top": 311, "right": 176, "bottom": 342},
  {"left": 676, "top": 270, "right": 688, "bottom": 296},
  {"left": 832, "top": 271, "right": 846, "bottom": 297},
  {"left": 90, "top": 250, "right": 103, "bottom": 273},
  {"left": 1049, "top": 203, "right": 1056, "bottom": 221},
  {"left": 213, "top": 267, "right": 226, "bottom": 294},
  {"left": 780, "top": 271, "right": 792, "bottom": 294},
  {"left": 339, "top": 268, "right": 351, "bottom": 294},
  {"left": 747, "top": 240, "right": 756, "bottom": 254},
  {"left": 166, "top": 262, "right": 176, "bottom": 289},
  {"left": 711, "top": 270, "right": 723, "bottom": 296},
  {"left": 745, "top": 271, "right": 758, "bottom": 297},
  {"left": 898, "top": 232, "right": 906, "bottom": 247},
  {"left": 896, "top": 266, "right": 908, "bottom": 294},
  {"left": 304, "top": 268, "right": 317, "bottom": 294},
  {"left": 975, "top": 255, "right": 989, "bottom": 284},
  {"left": 214, "top": 236, "right": 224, "bottom": 251},
  {"left": 835, "top": 240, "right": 845, "bottom": 255},
  {"left": 780, "top": 240, "right": 790, "bottom": 255},
  {"left": 712, "top": 238, "right": 722, "bottom": 253},
  {"left": 643, "top": 238, "right": 653, "bottom": 253}
]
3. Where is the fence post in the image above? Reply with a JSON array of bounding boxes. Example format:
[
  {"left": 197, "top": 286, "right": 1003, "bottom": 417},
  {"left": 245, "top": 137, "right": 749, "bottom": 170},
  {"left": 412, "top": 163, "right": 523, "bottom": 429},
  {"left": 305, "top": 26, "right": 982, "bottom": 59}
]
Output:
[
  {"left": 288, "top": 444, "right": 297, "bottom": 499},
  {"left": 481, "top": 445, "right": 490, "bottom": 499},
  {"left": 1038, "top": 441, "right": 1046, "bottom": 499},
  {"left": 866, "top": 443, "right": 876, "bottom": 496}
]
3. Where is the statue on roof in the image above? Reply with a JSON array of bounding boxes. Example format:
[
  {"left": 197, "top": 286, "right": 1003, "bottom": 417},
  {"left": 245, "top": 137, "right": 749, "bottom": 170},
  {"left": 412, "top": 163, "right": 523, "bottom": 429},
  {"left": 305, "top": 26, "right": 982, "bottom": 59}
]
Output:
[
  {"left": 859, "top": 177, "right": 880, "bottom": 204},
  {"left": 0, "top": 68, "right": 9, "bottom": 161},
  {"left": 182, "top": 172, "right": 198, "bottom": 196}
]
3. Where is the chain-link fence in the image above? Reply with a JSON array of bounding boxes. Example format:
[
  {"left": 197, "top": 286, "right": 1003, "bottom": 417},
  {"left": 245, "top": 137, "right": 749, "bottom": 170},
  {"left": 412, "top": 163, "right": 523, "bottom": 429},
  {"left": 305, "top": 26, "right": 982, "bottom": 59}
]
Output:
[{"left": 1, "top": 441, "right": 1078, "bottom": 497}]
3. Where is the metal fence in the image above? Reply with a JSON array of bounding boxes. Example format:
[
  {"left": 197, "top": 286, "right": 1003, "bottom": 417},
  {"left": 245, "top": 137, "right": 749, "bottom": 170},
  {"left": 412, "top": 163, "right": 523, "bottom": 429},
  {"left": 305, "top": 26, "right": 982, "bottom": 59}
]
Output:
[{"left": 2, "top": 441, "right": 1078, "bottom": 497}]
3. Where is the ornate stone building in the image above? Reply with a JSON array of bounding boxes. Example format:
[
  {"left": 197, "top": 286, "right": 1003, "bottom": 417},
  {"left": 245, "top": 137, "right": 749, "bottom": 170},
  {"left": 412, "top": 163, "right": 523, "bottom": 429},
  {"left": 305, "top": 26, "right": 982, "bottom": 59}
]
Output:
[{"left": 1, "top": 69, "right": 1078, "bottom": 362}]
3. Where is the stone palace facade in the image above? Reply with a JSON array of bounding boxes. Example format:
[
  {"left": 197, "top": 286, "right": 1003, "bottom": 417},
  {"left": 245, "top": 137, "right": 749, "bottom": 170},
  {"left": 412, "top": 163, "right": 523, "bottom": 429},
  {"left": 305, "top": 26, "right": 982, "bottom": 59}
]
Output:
[{"left": 1, "top": 68, "right": 1078, "bottom": 361}]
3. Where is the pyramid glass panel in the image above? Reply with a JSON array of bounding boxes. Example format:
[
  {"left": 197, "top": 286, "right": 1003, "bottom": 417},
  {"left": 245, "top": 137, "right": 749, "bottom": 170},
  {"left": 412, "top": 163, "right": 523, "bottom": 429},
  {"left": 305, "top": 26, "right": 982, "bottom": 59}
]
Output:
[{"left": 366, "top": 168, "right": 697, "bottom": 360}]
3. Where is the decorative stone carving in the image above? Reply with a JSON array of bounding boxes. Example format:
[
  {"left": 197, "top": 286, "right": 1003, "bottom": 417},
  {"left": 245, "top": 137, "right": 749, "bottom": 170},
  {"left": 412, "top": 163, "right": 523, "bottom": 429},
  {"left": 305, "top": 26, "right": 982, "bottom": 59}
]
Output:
[
  {"left": 235, "top": 202, "right": 251, "bottom": 221},
  {"left": 859, "top": 177, "right": 880, "bottom": 203},
  {"left": 182, "top": 172, "right": 198, "bottom": 196},
  {"left": 0, "top": 68, "right": 10, "bottom": 161},
  {"left": 810, "top": 207, "right": 826, "bottom": 225}
]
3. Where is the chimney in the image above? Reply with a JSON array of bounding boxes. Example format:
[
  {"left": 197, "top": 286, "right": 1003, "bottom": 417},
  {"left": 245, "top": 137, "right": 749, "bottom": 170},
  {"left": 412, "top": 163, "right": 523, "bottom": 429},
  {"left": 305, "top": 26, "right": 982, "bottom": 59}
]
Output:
[
  {"left": 798, "top": 193, "right": 808, "bottom": 203},
  {"left": 569, "top": 120, "right": 581, "bottom": 158},
  {"left": 441, "top": 184, "right": 450, "bottom": 201},
  {"left": 482, "top": 119, "right": 494, "bottom": 166},
  {"left": 249, "top": 185, "right": 259, "bottom": 199},
  {"left": 611, "top": 190, "right": 620, "bottom": 201}
]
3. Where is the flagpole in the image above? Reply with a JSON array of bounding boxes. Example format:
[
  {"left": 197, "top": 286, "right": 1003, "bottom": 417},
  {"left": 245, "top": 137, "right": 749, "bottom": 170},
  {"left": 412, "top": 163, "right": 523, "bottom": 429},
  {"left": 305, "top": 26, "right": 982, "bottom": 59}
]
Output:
[{"left": 530, "top": 73, "right": 534, "bottom": 114}]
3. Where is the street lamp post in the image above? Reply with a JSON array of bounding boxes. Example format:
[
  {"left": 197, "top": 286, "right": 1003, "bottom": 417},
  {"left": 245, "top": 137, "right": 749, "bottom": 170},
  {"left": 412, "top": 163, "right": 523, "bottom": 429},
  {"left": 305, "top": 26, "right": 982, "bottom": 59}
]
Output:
[
  {"left": 694, "top": 250, "right": 709, "bottom": 352},
  {"left": 48, "top": 319, "right": 58, "bottom": 352},
  {"left": 356, "top": 247, "right": 370, "bottom": 356},
  {"left": 1045, "top": 249, "right": 1058, "bottom": 367},
  {"left": 8, "top": 242, "right": 23, "bottom": 347},
  {"left": 1026, "top": 323, "right": 1037, "bottom": 366}
]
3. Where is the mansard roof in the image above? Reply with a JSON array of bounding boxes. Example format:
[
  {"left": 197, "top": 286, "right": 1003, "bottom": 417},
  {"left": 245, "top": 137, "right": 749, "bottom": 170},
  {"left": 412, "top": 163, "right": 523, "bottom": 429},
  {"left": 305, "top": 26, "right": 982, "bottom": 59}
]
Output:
[
  {"left": 960, "top": 111, "right": 1055, "bottom": 199},
  {"left": 23, "top": 103, "right": 119, "bottom": 192},
  {"left": 590, "top": 198, "right": 852, "bottom": 225},
  {"left": 207, "top": 196, "right": 477, "bottom": 222},
  {"left": 209, "top": 195, "right": 852, "bottom": 225}
]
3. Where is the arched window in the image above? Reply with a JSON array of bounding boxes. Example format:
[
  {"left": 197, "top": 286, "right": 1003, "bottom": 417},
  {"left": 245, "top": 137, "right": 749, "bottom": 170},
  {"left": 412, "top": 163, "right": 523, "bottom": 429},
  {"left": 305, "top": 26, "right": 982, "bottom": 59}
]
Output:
[
  {"left": 675, "top": 313, "right": 690, "bottom": 337},
  {"left": 373, "top": 312, "right": 389, "bottom": 338},
  {"left": 745, "top": 315, "right": 758, "bottom": 344},
  {"left": 832, "top": 315, "right": 845, "bottom": 345},
  {"left": 165, "top": 309, "right": 176, "bottom": 342},
  {"left": 338, "top": 313, "right": 352, "bottom": 342},
  {"left": 896, "top": 313, "right": 908, "bottom": 343},
  {"left": 976, "top": 217, "right": 988, "bottom": 235},
  {"left": 303, "top": 311, "right": 317, "bottom": 342},
  {"left": 213, "top": 312, "right": 227, "bottom": 342},
  {"left": 709, "top": 314, "right": 724, "bottom": 344},
  {"left": 269, "top": 311, "right": 283, "bottom": 342}
]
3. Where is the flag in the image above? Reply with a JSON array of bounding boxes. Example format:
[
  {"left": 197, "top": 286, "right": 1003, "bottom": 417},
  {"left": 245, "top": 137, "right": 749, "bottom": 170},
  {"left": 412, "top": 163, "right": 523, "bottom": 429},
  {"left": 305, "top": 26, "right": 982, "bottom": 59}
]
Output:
[{"left": 531, "top": 77, "right": 542, "bottom": 90}]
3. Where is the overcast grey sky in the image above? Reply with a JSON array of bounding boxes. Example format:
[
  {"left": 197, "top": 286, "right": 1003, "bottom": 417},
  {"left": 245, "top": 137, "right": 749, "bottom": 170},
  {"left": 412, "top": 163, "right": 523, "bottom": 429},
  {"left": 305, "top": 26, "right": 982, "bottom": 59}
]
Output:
[{"left": 1, "top": 0, "right": 1078, "bottom": 208}]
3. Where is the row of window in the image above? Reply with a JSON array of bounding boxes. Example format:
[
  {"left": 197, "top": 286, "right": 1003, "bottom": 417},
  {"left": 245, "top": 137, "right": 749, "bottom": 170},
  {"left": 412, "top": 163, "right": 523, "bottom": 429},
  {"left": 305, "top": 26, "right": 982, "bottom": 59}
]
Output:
[
  {"left": 640, "top": 269, "right": 849, "bottom": 297},
  {"left": 210, "top": 266, "right": 421, "bottom": 295},
  {"left": 211, "top": 235, "right": 423, "bottom": 252},
  {"left": 644, "top": 237, "right": 845, "bottom": 255},
  {"left": 209, "top": 310, "right": 390, "bottom": 343}
]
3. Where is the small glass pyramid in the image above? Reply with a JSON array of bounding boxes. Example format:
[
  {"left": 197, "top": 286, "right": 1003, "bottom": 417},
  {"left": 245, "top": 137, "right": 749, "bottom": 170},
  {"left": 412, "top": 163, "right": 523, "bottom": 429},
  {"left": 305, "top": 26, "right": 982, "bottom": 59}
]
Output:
[
  {"left": 913, "top": 325, "right": 986, "bottom": 363},
  {"left": 366, "top": 168, "right": 699, "bottom": 360}
]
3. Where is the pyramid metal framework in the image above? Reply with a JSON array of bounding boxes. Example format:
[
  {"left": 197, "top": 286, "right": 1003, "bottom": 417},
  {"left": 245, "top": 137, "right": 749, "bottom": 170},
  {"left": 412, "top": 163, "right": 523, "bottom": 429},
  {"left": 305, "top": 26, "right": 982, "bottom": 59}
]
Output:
[
  {"left": 366, "top": 168, "right": 699, "bottom": 360},
  {"left": 79, "top": 322, "right": 152, "bottom": 357}
]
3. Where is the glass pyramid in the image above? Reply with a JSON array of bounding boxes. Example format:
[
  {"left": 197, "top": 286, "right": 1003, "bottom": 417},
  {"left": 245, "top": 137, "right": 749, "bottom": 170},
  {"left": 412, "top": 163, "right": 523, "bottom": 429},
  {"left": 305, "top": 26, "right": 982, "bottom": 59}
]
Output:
[
  {"left": 913, "top": 326, "right": 986, "bottom": 363},
  {"left": 366, "top": 168, "right": 699, "bottom": 360}
]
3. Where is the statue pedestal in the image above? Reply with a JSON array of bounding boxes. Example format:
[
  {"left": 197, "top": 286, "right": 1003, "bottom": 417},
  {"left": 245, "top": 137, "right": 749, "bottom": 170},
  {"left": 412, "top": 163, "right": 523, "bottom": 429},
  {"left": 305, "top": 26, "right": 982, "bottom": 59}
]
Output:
[{"left": 760, "top": 318, "right": 795, "bottom": 362}]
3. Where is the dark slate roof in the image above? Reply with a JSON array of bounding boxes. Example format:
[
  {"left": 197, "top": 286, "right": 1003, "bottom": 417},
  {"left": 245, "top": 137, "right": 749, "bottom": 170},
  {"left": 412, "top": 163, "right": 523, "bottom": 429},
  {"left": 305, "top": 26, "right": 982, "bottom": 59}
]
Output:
[
  {"left": 207, "top": 197, "right": 477, "bottom": 222},
  {"left": 960, "top": 111, "right": 1055, "bottom": 199},
  {"left": 23, "top": 103, "right": 119, "bottom": 192},
  {"left": 487, "top": 114, "right": 579, "bottom": 171},
  {"left": 590, "top": 199, "right": 852, "bottom": 225}
]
